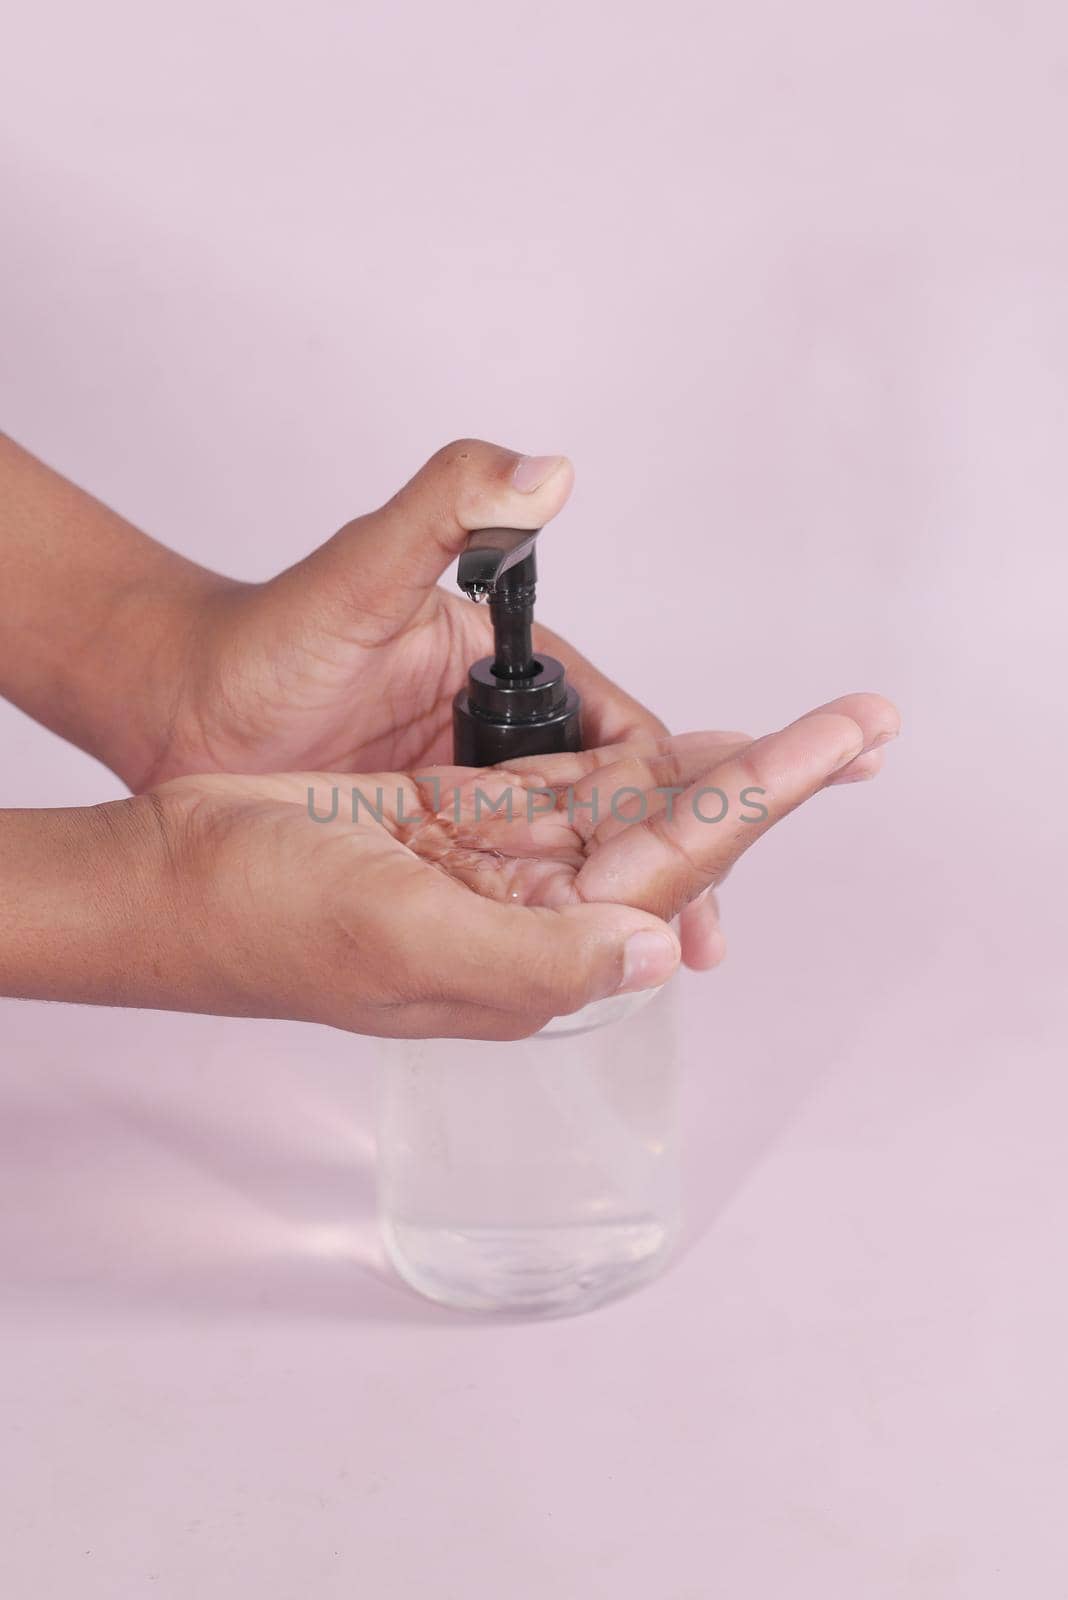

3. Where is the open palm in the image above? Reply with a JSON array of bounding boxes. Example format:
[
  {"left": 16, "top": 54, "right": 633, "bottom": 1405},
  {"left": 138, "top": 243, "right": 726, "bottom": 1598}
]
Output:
[{"left": 156, "top": 693, "right": 896, "bottom": 1038}]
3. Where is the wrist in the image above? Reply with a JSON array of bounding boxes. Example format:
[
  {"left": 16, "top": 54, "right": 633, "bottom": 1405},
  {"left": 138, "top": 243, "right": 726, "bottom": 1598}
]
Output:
[
  {"left": 0, "top": 796, "right": 183, "bottom": 1008},
  {"left": 109, "top": 575, "right": 243, "bottom": 793},
  {"left": 0, "top": 434, "right": 246, "bottom": 792}
]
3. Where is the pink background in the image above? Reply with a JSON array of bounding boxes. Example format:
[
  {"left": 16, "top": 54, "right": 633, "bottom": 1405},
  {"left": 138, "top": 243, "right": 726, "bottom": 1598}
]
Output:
[{"left": 2, "top": 1, "right": 1065, "bottom": 1594}]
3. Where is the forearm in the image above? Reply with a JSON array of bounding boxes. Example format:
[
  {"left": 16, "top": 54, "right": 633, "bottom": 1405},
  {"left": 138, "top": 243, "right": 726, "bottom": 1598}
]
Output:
[{"left": 0, "top": 435, "right": 231, "bottom": 787}]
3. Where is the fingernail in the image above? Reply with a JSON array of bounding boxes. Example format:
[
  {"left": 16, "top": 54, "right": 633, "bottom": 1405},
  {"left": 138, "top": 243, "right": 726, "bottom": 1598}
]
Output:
[
  {"left": 869, "top": 728, "right": 899, "bottom": 750},
  {"left": 512, "top": 454, "right": 564, "bottom": 493},
  {"left": 619, "top": 930, "right": 679, "bottom": 994}
]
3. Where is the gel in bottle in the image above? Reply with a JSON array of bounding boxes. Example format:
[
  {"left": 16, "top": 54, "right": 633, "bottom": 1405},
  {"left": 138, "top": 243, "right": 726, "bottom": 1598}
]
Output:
[{"left": 376, "top": 529, "right": 682, "bottom": 1316}]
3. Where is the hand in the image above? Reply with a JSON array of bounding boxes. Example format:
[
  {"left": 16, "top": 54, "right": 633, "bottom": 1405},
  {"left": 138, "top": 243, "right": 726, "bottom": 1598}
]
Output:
[
  {"left": 146, "top": 440, "right": 665, "bottom": 788},
  {"left": 0, "top": 434, "right": 659, "bottom": 790},
  {"left": 124, "top": 692, "right": 895, "bottom": 1039}
]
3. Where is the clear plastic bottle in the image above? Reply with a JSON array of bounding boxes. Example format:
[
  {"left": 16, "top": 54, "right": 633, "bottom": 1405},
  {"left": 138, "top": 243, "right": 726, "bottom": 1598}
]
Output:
[{"left": 377, "top": 981, "right": 681, "bottom": 1317}]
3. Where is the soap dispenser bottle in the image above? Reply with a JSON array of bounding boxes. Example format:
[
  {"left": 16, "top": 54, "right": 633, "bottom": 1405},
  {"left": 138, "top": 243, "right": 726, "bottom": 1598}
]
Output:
[{"left": 376, "top": 528, "right": 682, "bottom": 1317}]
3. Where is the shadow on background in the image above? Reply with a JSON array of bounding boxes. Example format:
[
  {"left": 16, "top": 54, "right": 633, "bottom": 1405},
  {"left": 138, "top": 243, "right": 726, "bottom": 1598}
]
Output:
[{"left": 0, "top": 1050, "right": 470, "bottom": 1328}]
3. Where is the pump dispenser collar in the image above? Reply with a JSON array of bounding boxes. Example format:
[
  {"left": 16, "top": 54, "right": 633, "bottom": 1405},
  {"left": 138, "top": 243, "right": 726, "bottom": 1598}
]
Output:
[{"left": 452, "top": 527, "right": 582, "bottom": 766}]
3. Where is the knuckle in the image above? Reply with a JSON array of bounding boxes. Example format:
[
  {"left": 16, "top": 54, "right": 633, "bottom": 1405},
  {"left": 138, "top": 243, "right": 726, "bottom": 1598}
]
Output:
[
  {"left": 430, "top": 437, "right": 484, "bottom": 472},
  {"left": 424, "top": 439, "right": 511, "bottom": 527},
  {"left": 726, "top": 750, "right": 770, "bottom": 802},
  {"left": 648, "top": 808, "right": 705, "bottom": 877},
  {"left": 526, "top": 953, "right": 591, "bottom": 1018}
]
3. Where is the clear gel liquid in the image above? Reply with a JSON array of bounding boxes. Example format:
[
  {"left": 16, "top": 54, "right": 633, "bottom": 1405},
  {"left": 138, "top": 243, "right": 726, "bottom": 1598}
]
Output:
[{"left": 376, "top": 983, "right": 681, "bottom": 1317}]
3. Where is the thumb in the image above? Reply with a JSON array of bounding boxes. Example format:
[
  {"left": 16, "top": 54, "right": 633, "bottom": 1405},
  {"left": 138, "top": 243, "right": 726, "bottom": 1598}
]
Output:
[
  {"left": 393, "top": 891, "right": 682, "bottom": 1034},
  {"left": 283, "top": 439, "right": 574, "bottom": 638}
]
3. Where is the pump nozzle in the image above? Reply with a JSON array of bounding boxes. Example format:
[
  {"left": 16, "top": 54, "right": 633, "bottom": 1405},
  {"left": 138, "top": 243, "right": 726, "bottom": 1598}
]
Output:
[
  {"left": 456, "top": 527, "right": 538, "bottom": 601},
  {"left": 457, "top": 527, "right": 539, "bottom": 679},
  {"left": 452, "top": 526, "right": 582, "bottom": 765}
]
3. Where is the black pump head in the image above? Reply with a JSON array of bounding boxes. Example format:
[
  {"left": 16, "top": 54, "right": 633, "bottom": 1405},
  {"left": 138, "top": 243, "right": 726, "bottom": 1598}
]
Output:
[{"left": 452, "top": 527, "right": 582, "bottom": 766}]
